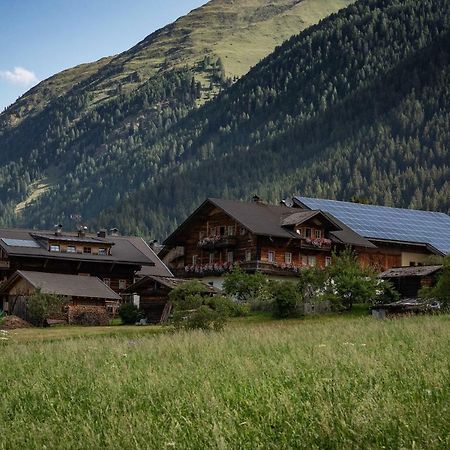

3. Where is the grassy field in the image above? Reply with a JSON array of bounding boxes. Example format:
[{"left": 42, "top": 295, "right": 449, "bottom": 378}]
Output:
[{"left": 1, "top": 314, "right": 449, "bottom": 449}]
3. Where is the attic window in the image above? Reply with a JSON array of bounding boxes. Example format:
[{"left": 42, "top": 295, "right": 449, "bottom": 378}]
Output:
[
  {"left": 83, "top": 247, "right": 91, "bottom": 254},
  {"left": 315, "top": 230, "right": 322, "bottom": 239},
  {"left": 240, "top": 227, "right": 247, "bottom": 236},
  {"left": 67, "top": 246, "right": 76, "bottom": 253},
  {"left": 50, "top": 245, "right": 60, "bottom": 252},
  {"left": 305, "top": 228, "right": 312, "bottom": 238},
  {"left": 98, "top": 248, "right": 107, "bottom": 256}
]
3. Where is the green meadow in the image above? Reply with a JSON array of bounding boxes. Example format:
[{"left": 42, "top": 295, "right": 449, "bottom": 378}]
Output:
[{"left": 1, "top": 314, "right": 449, "bottom": 449}]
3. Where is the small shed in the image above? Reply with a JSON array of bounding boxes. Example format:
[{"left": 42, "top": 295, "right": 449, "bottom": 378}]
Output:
[
  {"left": 126, "top": 275, "right": 220, "bottom": 324},
  {"left": 0, "top": 270, "right": 121, "bottom": 321},
  {"left": 379, "top": 265, "right": 442, "bottom": 298}
]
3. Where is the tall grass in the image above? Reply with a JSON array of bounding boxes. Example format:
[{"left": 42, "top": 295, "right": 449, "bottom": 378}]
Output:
[{"left": 1, "top": 315, "right": 449, "bottom": 449}]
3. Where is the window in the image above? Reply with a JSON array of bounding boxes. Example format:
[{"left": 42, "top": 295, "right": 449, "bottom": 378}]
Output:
[
  {"left": 199, "top": 231, "right": 204, "bottom": 240},
  {"left": 50, "top": 244, "right": 60, "bottom": 252},
  {"left": 305, "top": 228, "right": 312, "bottom": 238},
  {"left": 209, "top": 253, "right": 214, "bottom": 264},
  {"left": 325, "top": 256, "right": 332, "bottom": 267},
  {"left": 219, "top": 226, "right": 226, "bottom": 236},
  {"left": 245, "top": 250, "right": 252, "bottom": 262},
  {"left": 240, "top": 227, "right": 247, "bottom": 236},
  {"left": 227, "top": 251, "right": 234, "bottom": 263},
  {"left": 67, "top": 246, "right": 76, "bottom": 253},
  {"left": 209, "top": 227, "right": 216, "bottom": 237},
  {"left": 315, "top": 230, "right": 322, "bottom": 239},
  {"left": 98, "top": 248, "right": 107, "bottom": 256},
  {"left": 296, "top": 228, "right": 304, "bottom": 237},
  {"left": 227, "top": 225, "right": 235, "bottom": 236},
  {"left": 192, "top": 255, "right": 198, "bottom": 265},
  {"left": 119, "top": 279, "right": 127, "bottom": 290},
  {"left": 301, "top": 255, "right": 308, "bottom": 266},
  {"left": 268, "top": 251, "right": 275, "bottom": 263},
  {"left": 285, "top": 252, "right": 292, "bottom": 264},
  {"left": 308, "top": 256, "right": 317, "bottom": 267},
  {"left": 103, "top": 278, "right": 111, "bottom": 287},
  {"left": 83, "top": 247, "right": 91, "bottom": 254}
]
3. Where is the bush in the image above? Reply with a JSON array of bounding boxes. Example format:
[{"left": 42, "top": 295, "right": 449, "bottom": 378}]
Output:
[
  {"left": 69, "top": 306, "right": 110, "bottom": 326},
  {"left": 118, "top": 303, "right": 140, "bottom": 324},
  {"left": 26, "top": 291, "right": 66, "bottom": 327},
  {"left": 419, "top": 255, "right": 450, "bottom": 308},
  {"left": 271, "top": 281, "right": 301, "bottom": 319},
  {"left": 223, "top": 267, "right": 268, "bottom": 302},
  {"left": 168, "top": 282, "right": 234, "bottom": 331}
]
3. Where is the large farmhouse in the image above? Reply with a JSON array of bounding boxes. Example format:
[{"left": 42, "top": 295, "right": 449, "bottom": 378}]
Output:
[
  {"left": 161, "top": 197, "right": 450, "bottom": 287},
  {"left": 0, "top": 226, "right": 172, "bottom": 315}
]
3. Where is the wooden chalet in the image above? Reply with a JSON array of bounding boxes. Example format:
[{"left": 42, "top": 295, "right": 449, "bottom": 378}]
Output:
[
  {"left": 161, "top": 197, "right": 376, "bottom": 287},
  {"left": 0, "top": 270, "right": 121, "bottom": 322},
  {"left": 0, "top": 226, "right": 172, "bottom": 313},
  {"left": 126, "top": 275, "right": 220, "bottom": 324},
  {"left": 293, "top": 196, "right": 450, "bottom": 269}
]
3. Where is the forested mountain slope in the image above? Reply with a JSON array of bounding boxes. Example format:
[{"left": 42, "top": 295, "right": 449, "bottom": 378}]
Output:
[
  {"left": 97, "top": 0, "right": 450, "bottom": 237},
  {"left": 0, "top": 0, "right": 350, "bottom": 228},
  {"left": 2, "top": 0, "right": 450, "bottom": 241}
]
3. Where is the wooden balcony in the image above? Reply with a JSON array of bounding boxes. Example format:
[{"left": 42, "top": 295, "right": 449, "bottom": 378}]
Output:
[
  {"left": 300, "top": 238, "right": 332, "bottom": 251},
  {"left": 197, "top": 236, "right": 237, "bottom": 250}
]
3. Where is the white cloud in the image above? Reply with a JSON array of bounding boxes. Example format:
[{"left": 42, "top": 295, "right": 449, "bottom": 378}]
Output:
[{"left": 0, "top": 67, "right": 39, "bottom": 85}]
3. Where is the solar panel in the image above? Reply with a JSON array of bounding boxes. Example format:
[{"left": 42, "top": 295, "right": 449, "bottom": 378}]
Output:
[
  {"left": 295, "top": 197, "right": 450, "bottom": 255},
  {"left": 1, "top": 238, "right": 41, "bottom": 248}
]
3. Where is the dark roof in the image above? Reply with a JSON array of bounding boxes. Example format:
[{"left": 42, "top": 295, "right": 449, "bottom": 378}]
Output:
[
  {"left": 0, "top": 228, "right": 159, "bottom": 267},
  {"left": 209, "top": 198, "right": 299, "bottom": 239},
  {"left": 164, "top": 198, "right": 375, "bottom": 248},
  {"left": 280, "top": 210, "right": 326, "bottom": 227},
  {"left": 32, "top": 233, "right": 115, "bottom": 245},
  {"left": 126, "top": 275, "right": 220, "bottom": 294},
  {"left": 295, "top": 196, "right": 450, "bottom": 255},
  {"left": 379, "top": 265, "right": 442, "bottom": 278},
  {"left": 1, "top": 271, "right": 121, "bottom": 300}
]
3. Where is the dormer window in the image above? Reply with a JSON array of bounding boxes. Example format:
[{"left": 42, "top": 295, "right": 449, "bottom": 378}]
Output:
[
  {"left": 98, "top": 248, "right": 107, "bottom": 256},
  {"left": 50, "top": 244, "right": 60, "bottom": 252},
  {"left": 67, "top": 246, "right": 76, "bottom": 253},
  {"left": 84, "top": 247, "right": 91, "bottom": 254}
]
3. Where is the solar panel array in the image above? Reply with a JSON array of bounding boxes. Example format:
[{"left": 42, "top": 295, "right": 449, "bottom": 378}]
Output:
[
  {"left": 295, "top": 197, "right": 450, "bottom": 255},
  {"left": 1, "top": 238, "right": 41, "bottom": 248}
]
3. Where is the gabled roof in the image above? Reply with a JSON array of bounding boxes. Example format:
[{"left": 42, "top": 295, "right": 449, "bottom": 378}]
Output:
[
  {"left": 379, "top": 265, "right": 442, "bottom": 279},
  {"left": 164, "top": 198, "right": 375, "bottom": 248},
  {"left": 294, "top": 197, "right": 450, "bottom": 255},
  {"left": 0, "top": 228, "right": 159, "bottom": 267},
  {"left": 0, "top": 271, "right": 121, "bottom": 300},
  {"left": 126, "top": 275, "right": 220, "bottom": 294}
]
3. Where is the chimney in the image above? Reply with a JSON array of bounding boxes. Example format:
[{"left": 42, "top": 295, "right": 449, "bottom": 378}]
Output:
[
  {"left": 54, "top": 224, "right": 63, "bottom": 236},
  {"left": 78, "top": 226, "right": 88, "bottom": 238},
  {"left": 97, "top": 229, "right": 107, "bottom": 238},
  {"left": 109, "top": 228, "right": 120, "bottom": 237}
]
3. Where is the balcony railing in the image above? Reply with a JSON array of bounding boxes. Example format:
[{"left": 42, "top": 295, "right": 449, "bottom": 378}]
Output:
[
  {"left": 301, "top": 237, "right": 332, "bottom": 251},
  {"left": 197, "top": 236, "right": 237, "bottom": 250},
  {"left": 174, "top": 260, "right": 308, "bottom": 278}
]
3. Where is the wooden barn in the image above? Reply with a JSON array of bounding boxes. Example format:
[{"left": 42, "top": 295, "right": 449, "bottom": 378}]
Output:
[
  {"left": 379, "top": 265, "right": 442, "bottom": 298},
  {"left": 126, "top": 275, "right": 220, "bottom": 324}
]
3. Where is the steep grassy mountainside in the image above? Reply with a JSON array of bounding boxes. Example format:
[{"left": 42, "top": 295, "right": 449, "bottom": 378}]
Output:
[{"left": 0, "top": 0, "right": 351, "bottom": 229}]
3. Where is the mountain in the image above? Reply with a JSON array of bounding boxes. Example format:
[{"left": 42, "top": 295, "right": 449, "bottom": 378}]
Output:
[
  {"left": 0, "top": 0, "right": 351, "bottom": 227},
  {"left": 1, "top": 0, "right": 450, "bottom": 241},
  {"left": 97, "top": 0, "right": 449, "bottom": 238}
]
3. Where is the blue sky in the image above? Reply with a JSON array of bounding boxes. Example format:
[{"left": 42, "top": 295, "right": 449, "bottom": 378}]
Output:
[{"left": 0, "top": 0, "right": 207, "bottom": 111}]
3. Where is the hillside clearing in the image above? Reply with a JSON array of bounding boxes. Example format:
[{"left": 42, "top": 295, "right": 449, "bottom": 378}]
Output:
[{"left": 1, "top": 314, "right": 449, "bottom": 449}]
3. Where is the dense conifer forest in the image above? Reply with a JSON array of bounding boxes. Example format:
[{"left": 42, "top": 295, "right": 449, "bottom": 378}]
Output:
[{"left": 0, "top": 0, "right": 449, "bottom": 239}]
